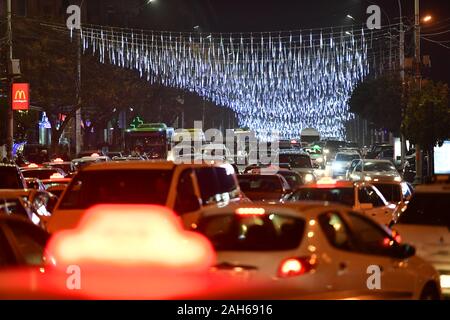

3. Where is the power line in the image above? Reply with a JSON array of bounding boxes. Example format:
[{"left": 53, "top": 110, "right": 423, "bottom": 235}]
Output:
[{"left": 421, "top": 37, "right": 450, "bottom": 50}]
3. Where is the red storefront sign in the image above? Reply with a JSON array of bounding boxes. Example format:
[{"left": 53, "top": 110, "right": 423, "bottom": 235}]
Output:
[{"left": 12, "top": 83, "right": 29, "bottom": 110}]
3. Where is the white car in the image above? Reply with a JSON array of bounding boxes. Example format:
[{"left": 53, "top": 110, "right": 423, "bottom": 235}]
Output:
[
  {"left": 195, "top": 203, "right": 441, "bottom": 299},
  {"left": 393, "top": 181, "right": 450, "bottom": 297},
  {"left": 286, "top": 179, "right": 397, "bottom": 226},
  {"left": 332, "top": 151, "right": 361, "bottom": 179},
  {"left": 47, "top": 161, "right": 246, "bottom": 233},
  {"left": 349, "top": 160, "right": 402, "bottom": 183}
]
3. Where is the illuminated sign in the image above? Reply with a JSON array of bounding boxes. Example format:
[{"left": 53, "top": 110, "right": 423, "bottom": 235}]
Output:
[{"left": 12, "top": 83, "right": 29, "bottom": 110}]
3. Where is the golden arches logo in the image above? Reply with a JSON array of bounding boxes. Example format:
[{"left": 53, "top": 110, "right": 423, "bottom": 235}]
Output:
[{"left": 14, "top": 90, "right": 27, "bottom": 101}]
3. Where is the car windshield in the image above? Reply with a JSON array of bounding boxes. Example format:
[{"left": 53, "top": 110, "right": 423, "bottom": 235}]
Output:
[
  {"left": 0, "top": 168, "right": 22, "bottom": 189},
  {"left": 238, "top": 175, "right": 283, "bottom": 193},
  {"left": 278, "top": 154, "right": 312, "bottom": 168},
  {"left": 289, "top": 187, "right": 355, "bottom": 206},
  {"left": 22, "top": 169, "right": 64, "bottom": 180},
  {"left": 363, "top": 162, "right": 396, "bottom": 172},
  {"left": 197, "top": 213, "right": 305, "bottom": 251},
  {"left": 372, "top": 184, "right": 402, "bottom": 202},
  {"left": 336, "top": 154, "right": 360, "bottom": 162},
  {"left": 398, "top": 193, "right": 450, "bottom": 227},
  {"left": 59, "top": 169, "right": 173, "bottom": 210}
]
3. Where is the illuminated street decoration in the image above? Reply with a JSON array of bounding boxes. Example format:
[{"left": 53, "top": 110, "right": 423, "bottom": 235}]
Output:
[
  {"left": 62, "top": 24, "right": 397, "bottom": 139},
  {"left": 130, "top": 116, "right": 145, "bottom": 129}
]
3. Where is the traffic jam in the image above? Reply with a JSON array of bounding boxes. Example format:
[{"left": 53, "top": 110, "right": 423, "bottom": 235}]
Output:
[{"left": 0, "top": 128, "right": 449, "bottom": 300}]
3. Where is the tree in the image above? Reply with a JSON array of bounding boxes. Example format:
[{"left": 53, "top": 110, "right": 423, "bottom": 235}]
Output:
[
  {"left": 403, "top": 80, "right": 450, "bottom": 174},
  {"left": 349, "top": 73, "right": 405, "bottom": 135}
]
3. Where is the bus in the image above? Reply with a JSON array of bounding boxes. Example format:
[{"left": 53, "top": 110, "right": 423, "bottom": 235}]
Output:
[{"left": 125, "top": 123, "right": 174, "bottom": 160}]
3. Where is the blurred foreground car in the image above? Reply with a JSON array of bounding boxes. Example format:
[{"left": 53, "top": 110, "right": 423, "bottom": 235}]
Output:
[
  {"left": 393, "top": 179, "right": 450, "bottom": 297},
  {"left": 286, "top": 179, "right": 397, "bottom": 225},
  {"left": 0, "top": 216, "right": 50, "bottom": 268},
  {"left": 0, "top": 190, "right": 57, "bottom": 227},
  {"left": 48, "top": 161, "right": 246, "bottom": 233},
  {"left": 194, "top": 203, "right": 440, "bottom": 299}
]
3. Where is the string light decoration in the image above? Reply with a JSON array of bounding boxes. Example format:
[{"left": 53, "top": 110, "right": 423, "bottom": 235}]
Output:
[{"left": 58, "top": 23, "right": 399, "bottom": 140}]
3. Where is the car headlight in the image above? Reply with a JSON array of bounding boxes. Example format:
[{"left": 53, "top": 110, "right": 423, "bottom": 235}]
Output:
[
  {"left": 316, "top": 157, "right": 324, "bottom": 163},
  {"left": 351, "top": 174, "right": 361, "bottom": 180},
  {"left": 440, "top": 275, "right": 450, "bottom": 289},
  {"left": 324, "top": 149, "right": 330, "bottom": 154},
  {"left": 394, "top": 177, "right": 402, "bottom": 182},
  {"left": 304, "top": 174, "right": 314, "bottom": 183},
  {"left": 364, "top": 176, "right": 372, "bottom": 182}
]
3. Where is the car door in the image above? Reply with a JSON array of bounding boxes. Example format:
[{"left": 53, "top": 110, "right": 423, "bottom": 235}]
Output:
[
  {"left": 357, "top": 185, "right": 393, "bottom": 225},
  {"left": 342, "top": 211, "right": 416, "bottom": 298},
  {"left": 317, "top": 210, "right": 415, "bottom": 298}
]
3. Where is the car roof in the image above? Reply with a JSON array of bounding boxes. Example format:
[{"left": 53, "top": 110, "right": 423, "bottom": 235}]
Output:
[
  {"left": 199, "top": 201, "right": 349, "bottom": 219},
  {"left": 361, "top": 159, "right": 393, "bottom": 164},
  {"left": 80, "top": 161, "right": 231, "bottom": 171}
]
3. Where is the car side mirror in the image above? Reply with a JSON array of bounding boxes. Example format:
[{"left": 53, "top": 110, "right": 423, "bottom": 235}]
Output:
[{"left": 360, "top": 203, "right": 374, "bottom": 210}]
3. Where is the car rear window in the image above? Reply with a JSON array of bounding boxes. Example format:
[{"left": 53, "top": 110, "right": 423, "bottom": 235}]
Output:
[
  {"left": 289, "top": 187, "right": 355, "bottom": 206},
  {"left": 0, "top": 168, "right": 23, "bottom": 189},
  {"left": 59, "top": 169, "right": 173, "bottom": 209},
  {"left": 238, "top": 175, "right": 283, "bottom": 193},
  {"left": 336, "top": 154, "right": 360, "bottom": 162},
  {"left": 197, "top": 213, "right": 305, "bottom": 251},
  {"left": 279, "top": 154, "right": 312, "bottom": 168},
  {"left": 0, "top": 199, "right": 29, "bottom": 220},
  {"left": 397, "top": 193, "right": 450, "bottom": 227}
]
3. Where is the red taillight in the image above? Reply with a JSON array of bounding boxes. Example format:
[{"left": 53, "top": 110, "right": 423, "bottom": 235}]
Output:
[{"left": 278, "top": 257, "right": 316, "bottom": 278}]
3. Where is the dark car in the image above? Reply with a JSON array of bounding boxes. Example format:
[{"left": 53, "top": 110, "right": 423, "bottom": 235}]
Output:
[
  {"left": 0, "top": 216, "right": 50, "bottom": 268},
  {"left": 237, "top": 174, "right": 291, "bottom": 202},
  {"left": 0, "top": 164, "right": 27, "bottom": 189}
]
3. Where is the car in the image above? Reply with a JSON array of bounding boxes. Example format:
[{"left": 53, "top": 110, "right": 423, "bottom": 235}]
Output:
[
  {"left": 0, "top": 216, "right": 50, "bottom": 268},
  {"left": 47, "top": 161, "right": 246, "bottom": 233},
  {"left": 303, "top": 145, "right": 325, "bottom": 169},
  {"left": 349, "top": 160, "right": 402, "bottom": 183},
  {"left": 194, "top": 203, "right": 441, "bottom": 299},
  {"left": 392, "top": 180, "right": 450, "bottom": 297},
  {"left": 278, "top": 150, "right": 316, "bottom": 184},
  {"left": 43, "top": 159, "right": 73, "bottom": 175},
  {"left": 244, "top": 166, "right": 303, "bottom": 190},
  {"left": 322, "top": 140, "right": 346, "bottom": 163},
  {"left": 0, "top": 163, "right": 27, "bottom": 190},
  {"left": 286, "top": 179, "right": 396, "bottom": 225},
  {"left": 20, "top": 167, "right": 67, "bottom": 180},
  {"left": 366, "top": 144, "right": 393, "bottom": 159},
  {"left": 24, "top": 178, "right": 46, "bottom": 191},
  {"left": 0, "top": 190, "right": 58, "bottom": 227},
  {"left": 201, "top": 144, "right": 234, "bottom": 163},
  {"left": 332, "top": 151, "right": 362, "bottom": 179},
  {"left": 71, "top": 155, "right": 111, "bottom": 172},
  {"left": 237, "top": 174, "right": 292, "bottom": 202}
]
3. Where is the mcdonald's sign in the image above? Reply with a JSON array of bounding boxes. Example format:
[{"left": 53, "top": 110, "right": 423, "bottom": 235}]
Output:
[{"left": 12, "top": 83, "right": 29, "bottom": 110}]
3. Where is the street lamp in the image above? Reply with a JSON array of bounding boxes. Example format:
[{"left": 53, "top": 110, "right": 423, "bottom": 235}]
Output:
[
  {"left": 422, "top": 15, "right": 432, "bottom": 23},
  {"left": 346, "top": 14, "right": 356, "bottom": 21}
]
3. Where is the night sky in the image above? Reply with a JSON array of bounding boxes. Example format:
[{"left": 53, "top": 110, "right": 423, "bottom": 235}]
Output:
[{"left": 133, "top": 0, "right": 450, "bottom": 85}]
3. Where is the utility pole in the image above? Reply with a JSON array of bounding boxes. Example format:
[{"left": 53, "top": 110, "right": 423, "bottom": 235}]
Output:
[
  {"left": 75, "top": 0, "right": 84, "bottom": 157},
  {"left": 398, "top": 0, "right": 406, "bottom": 168},
  {"left": 414, "top": 0, "right": 423, "bottom": 184},
  {"left": 5, "top": 0, "right": 13, "bottom": 160}
]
